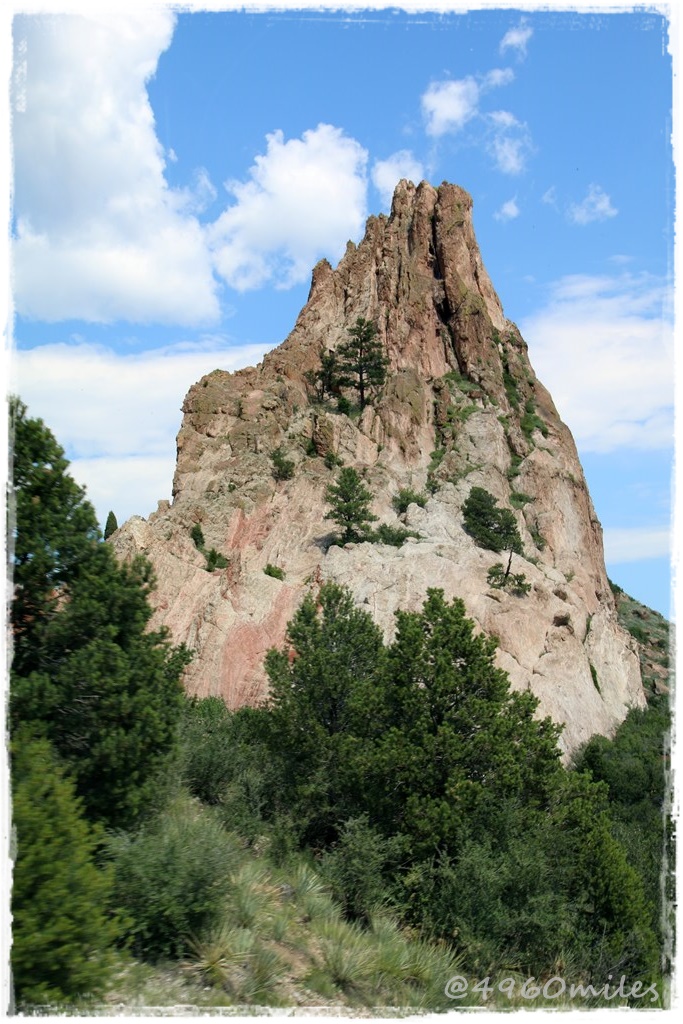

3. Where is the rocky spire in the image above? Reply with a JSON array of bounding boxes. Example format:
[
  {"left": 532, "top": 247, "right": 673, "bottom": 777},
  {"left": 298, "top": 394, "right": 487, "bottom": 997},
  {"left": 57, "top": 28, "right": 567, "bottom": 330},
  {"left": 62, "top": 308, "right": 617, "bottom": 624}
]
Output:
[{"left": 112, "top": 180, "right": 644, "bottom": 755}]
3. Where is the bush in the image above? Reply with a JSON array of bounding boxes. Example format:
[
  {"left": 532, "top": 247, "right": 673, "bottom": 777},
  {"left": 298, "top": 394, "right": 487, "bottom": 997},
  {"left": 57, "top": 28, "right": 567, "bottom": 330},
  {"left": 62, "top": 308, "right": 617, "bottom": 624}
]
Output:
[
  {"left": 264, "top": 563, "right": 286, "bottom": 581},
  {"left": 372, "top": 523, "right": 420, "bottom": 546},
  {"left": 392, "top": 488, "right": 428, "bottom": 515},
  {"left": 336, "top": 396, "right": 352, "bottom": 415},
  {"left": 271, "top": 447, "right": 295, "bottom": 481},
  {"left": 320, "top": 815, "right": 399, "bottom": 923},
  {"left": 205, "top": 548, "right": 228, "bottom": 572},
  {"left": 108, "top": 800, "right": 240, "bottom": 961},
  {"left": 191, "top": 523, "right": 205, "bottom": 549}
]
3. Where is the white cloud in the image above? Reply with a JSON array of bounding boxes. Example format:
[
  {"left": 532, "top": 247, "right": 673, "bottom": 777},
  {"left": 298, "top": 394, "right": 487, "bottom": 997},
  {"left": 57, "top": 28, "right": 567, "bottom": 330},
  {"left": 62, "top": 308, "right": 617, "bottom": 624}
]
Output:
[
  {"left": 371, "top": 151, "right": 425, "bottom": 208},
  {"left": 487, "top": 111, "right": 532, "bottom": 174},
  {"left": 207, "top": 124, "right": 368, "bottom": 292},
  {"left": 604, "top": 526, "right": 671, "bottom": 564},
  {"left": 421, "top": 77, "right": 480, "bottom": 137},
  {"left": 521, "top": 273, "right": 674, "bottom": 453},
  {"left": 10, "top": 337, "right": 269, "bottom": 526},
  {"left": 542, "top": 186, "right": 558, "bottom": 207},
  {"left": 500, "top": 21, "right": 533, "bottom": 58},
  {"left": 494, "top": 198, "right": 520, "bottom": 222},
  {"left": 568, "top": 184, "right": 618, "bottom": 225},
  {"left": 12, "top": 11, "right": 220, "bottom": 325},
  {"left": 484, "top": 68, "right": 515, "bottom": 89}
]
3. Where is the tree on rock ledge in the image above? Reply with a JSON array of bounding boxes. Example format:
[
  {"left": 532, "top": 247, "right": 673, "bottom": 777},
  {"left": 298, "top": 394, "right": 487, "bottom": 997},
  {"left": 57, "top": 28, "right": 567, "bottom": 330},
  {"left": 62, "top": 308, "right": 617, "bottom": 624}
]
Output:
[{"left": 335, "top": 318, "right": 388, "bottom": 411}]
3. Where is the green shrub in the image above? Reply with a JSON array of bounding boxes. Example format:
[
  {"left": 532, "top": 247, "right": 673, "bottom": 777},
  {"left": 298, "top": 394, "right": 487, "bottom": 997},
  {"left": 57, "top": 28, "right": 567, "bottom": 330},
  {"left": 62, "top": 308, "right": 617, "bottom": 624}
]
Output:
[
  {"left": 392, "top": 488, "right": 428, "bottom": 515},
  {"left": 486, "top": 563, "right": 531, "bottom": 595},
  {"left": 180, "top": 697, "right": 236, "bottom": 805},
  {"left": 108, "top": 801, "right": 240, "bottom": 961},
  {"left": 320, "top": 815, "right": 399, "bottom": 923},
  {"left": 336, "top": 396, "right": 352, "bottom": 415},
  {"left": 271, "top": 447, "right": 295, "bottom": 481},
  {"left": 520, "top": 399, "right": 548, "bottom": 439},
  {"left": 324, "top": 450, "right": 343, "bottom": 469},
  {"left": 264, "top": 563, "right": 286, "bottom": 581},
  {"left": 205, "top": 548, "right": 228, "bottom": 572},
  {"left": 372, "top": 523, "right": 420, "bottom": 546},
  {"left": 191, "top": 523, "right": 205, "bottom": 550},
  {"left": 509, "top": 491, "right": 533, "bottom": 509}
]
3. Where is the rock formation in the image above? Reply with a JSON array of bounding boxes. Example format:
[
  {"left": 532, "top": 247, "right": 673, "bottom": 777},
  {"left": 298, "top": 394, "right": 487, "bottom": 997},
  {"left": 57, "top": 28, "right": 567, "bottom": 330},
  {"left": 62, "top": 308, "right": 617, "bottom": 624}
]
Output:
[{"left": 112, "top": 180, "right": 644, "bottom": 756}]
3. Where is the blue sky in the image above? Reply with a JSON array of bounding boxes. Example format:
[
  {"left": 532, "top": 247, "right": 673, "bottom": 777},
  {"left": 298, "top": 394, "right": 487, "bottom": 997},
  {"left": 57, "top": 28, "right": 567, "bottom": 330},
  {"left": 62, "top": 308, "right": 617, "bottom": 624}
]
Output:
[{"left": 4, "top": 1, "right": 676, "bottom": 617}]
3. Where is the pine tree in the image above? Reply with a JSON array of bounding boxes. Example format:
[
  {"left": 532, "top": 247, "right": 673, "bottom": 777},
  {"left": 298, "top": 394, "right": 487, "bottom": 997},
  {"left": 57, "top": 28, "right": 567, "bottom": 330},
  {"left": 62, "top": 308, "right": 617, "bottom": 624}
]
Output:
[
  {"left": 335, "top": 318, "right": 388, "bottom": 410},
  {"left": 104, "top": 510, "right": 118, "bottom": 539},
  {"left": 11, "top": 732, "right": 120, "bottom": 1006},
  {"left": 9, "top": 399, "right": 191, "bottom": 829},
  {"left": 325, "top": 467, "right": 378, "bottom": 544}
]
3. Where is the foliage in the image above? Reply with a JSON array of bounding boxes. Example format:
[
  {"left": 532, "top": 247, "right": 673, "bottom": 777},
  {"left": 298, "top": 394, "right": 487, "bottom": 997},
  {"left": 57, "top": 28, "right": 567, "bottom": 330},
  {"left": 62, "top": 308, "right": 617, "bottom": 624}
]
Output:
[
  {"left": 372, "top": 523, "right": 420, "bottom": 546},
  {"left": 11, "top": 733, "right": 120, "bottom": 1006},
  {"left": 573, "top": 693, "right": 672, "bottom": 951},
  {"left": 271, "top": 447, "right": 295, "bottom": 481},
  {"left": 264, "top": 563, "right": 286, "bottom": 580},
  {"left": 520, "top": 398, "right": 548, "bottom": 439},
  {"left": 305, "top": 348, "right": 341, "bottom": 403},
  {"left": 509, "top": 491, "right": 533, "bottom": 509},
  {"left": 324, "top": 450, "right": 343, "bottom": 469},
  {"left": 9, "top": 400, "right": 191, "bottom": 830},
  {"left": 487, "top": 563, "right": 531, "bottom": 595},
  {"left": 462, "top": 486, "right": 523, "bottom": 556},
  {"left": 320, "top": 815, "right": 401, "bottom": 923},
  {"left": 335, "top": 318, "right": 388, "bottom": 410},
  {"left": 108, "top": 799, "right": 240, "bottom": 961},
  {"left": 392, "top": 488, "right": 428, "bottom": 515},
  {"left": 205, "top": 547, "right": 229, "bottom": 572},
  {"left": 104, "top": 510, "right": 118, "bottom": 539},
  {"left": 191, "top": 523, "right": 206, "bottom": 549},
  {"left": 325, "top": 467, "right": 378, "bottom": 544},
  {"left": 336, "top": 395, "right": 352, "bottom": 415}
]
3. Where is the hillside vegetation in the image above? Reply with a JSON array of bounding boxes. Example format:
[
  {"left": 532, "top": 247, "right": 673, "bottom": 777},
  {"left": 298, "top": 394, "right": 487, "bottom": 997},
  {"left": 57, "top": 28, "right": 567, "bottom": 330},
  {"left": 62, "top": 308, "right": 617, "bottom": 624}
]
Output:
[{"left": 9, "top": 401, "right": 672, "bottom": 1012}]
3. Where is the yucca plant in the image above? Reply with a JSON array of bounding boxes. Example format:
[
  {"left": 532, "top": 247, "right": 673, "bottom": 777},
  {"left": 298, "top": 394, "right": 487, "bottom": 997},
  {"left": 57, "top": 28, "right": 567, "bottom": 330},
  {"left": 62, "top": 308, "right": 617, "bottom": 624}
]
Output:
[{"left": 182, "top": 925, "right": 254, "bottom": 990}]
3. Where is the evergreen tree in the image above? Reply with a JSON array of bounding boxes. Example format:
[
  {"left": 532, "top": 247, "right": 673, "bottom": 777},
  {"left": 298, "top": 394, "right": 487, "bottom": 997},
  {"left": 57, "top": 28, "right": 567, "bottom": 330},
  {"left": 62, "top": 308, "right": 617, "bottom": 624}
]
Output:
[
  {"left": 11, "top": 733, "right": 120, "bottom": 1006},
  {"left": 335, "top": 318, "right": 388, "bottom": 410},
  {"left": 304, "top": 347, "right": 341, "bottom": 402},
  {"left": 104, "top": 510, "right": 118, "bottom": 539},
  {"left": 9, "top": 399, "right": 191, "bottom": 829},
  {"left": 325, "top": 467, "right": 378, "bottom": 544},
  {"left": 462, "top": 486, "right": 525, "bottom": 582}
]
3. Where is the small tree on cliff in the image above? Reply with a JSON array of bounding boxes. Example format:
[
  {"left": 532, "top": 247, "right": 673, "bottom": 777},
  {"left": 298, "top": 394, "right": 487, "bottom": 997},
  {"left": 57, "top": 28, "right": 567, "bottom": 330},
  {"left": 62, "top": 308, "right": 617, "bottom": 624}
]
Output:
[
  {"left": 325, "top": 467, "right": 378, "bottom": 544},
  {"left": 463, "top": 486, "right": 525, "bottom": 585},
  {"left": 336, "top": 318, "right": 388, "bottom": 411}
]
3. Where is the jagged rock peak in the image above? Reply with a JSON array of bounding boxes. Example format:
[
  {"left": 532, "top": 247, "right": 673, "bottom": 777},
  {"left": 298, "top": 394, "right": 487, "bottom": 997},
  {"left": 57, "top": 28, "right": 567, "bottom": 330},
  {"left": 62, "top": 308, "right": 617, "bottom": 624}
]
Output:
[{"left": 111, "top": 179, "right": 645, "bottom": 756}]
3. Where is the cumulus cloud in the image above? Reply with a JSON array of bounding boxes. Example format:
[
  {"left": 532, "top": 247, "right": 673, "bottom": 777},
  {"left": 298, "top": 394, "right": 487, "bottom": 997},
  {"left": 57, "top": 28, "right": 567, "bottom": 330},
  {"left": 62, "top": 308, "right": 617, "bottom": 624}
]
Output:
[
  {"left": 494, "top": 198, "right": 520, "bottom": 222},
  {"left": 500, "top": 21, "right": 533, "bottom": 58},
  {"left": 207, "top": 125, "right": 368, "bottom": 292},
  {"left": 603, "top": 526, "right": 671, "bottom": 564},
  {"left": 11, "top": 337, "right": 269, "bottom": 525},
  {"left": 12, "top": 11, "right": 221, "bottom": 325},
  {"left": 568, "top": 184, "right": 618, "bottom": 225},
  {"left": 371, "top": 151, "right": 425, "bottom": 208},
  {"left": 421, "top": 77, "right": 480, "bottom": 137},
  {"left": 521, "top": 273, "right": 673, "bottom": 453}
]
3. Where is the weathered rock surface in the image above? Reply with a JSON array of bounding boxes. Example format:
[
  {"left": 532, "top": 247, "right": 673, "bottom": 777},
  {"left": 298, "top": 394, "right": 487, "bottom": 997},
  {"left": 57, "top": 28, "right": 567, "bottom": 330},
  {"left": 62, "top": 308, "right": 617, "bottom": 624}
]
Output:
[{"left": 112, "top": 180, "right": 644, "bottom": 755}]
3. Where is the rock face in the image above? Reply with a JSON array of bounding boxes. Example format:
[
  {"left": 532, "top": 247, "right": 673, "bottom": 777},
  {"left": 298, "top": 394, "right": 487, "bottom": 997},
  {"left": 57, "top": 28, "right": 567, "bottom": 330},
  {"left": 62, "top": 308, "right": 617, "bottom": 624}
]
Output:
[{"left": 112, "top": 180, "right": 644, "bottom": 755}]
